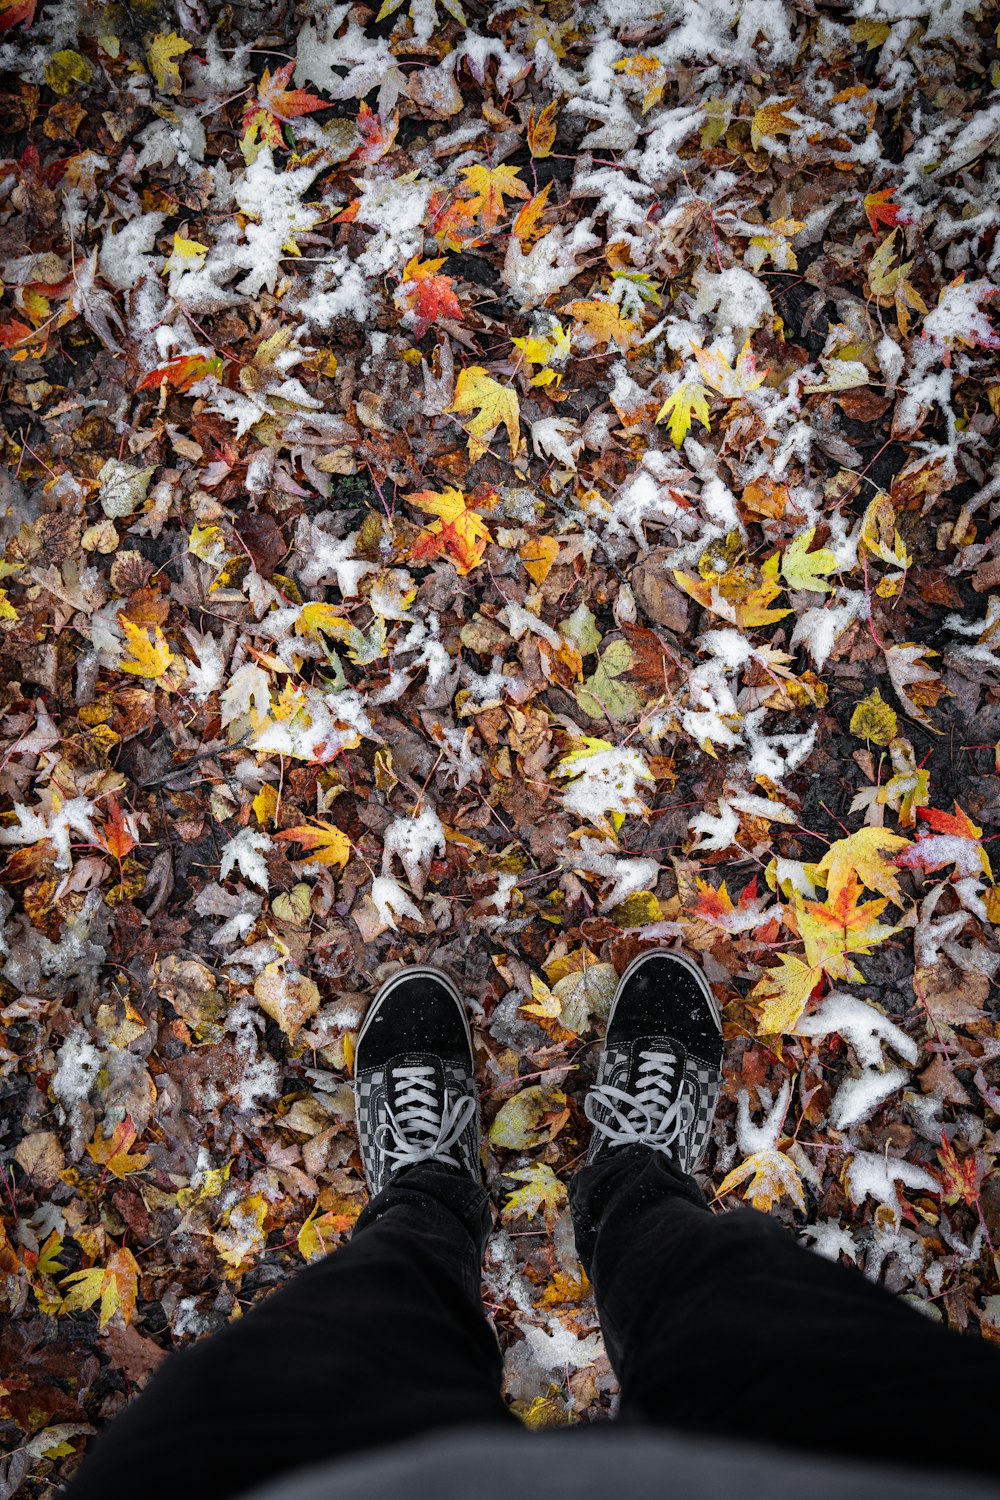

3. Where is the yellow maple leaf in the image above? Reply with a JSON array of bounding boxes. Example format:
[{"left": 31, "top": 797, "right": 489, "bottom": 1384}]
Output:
[
  {"left": 867, "top": 229, "right": 928, "bottom": 336},
  {"left": 457, "top": 163, "right": 530, "bottom": 229},
  {"left": 118, "top": 614, "right": 174, "bottom": 679},
  {"left": 146, "top": 31, "right": 191, "bottom": 95},
  {"left": 751, "top": 954, "right": 819, "bottom": 1034},
  {"left": 692, "top": 337, "right": 767, "bottom": 397},
  {"left": 446, "top": 367, "right": 520, "bottom": 463},
  {"left": 795, "top": 877, "right": 897, "bottom": 982},
  {"left": 501, "top": 1163, "right": 567, "bottom": 1227},
  {"left": 718, "top": 1148, "right": 805, "bottom": 1212},
  {"left": 613, "top": 54, "right": 667, "bottom": 114},
  {"left": 408, "top": 486, "right": 492, "bottom": 574},
  {"left": 656, "top": 382, "right": 712, "bottom": 446},
  {"left": 297, "top": 1203, "right": 359, "bottom": 1261},
  {"left": 565, "top": 298, "right": 641, "bottom": 352},
  {"left": 750, "top": 97, "right": 799, "bottom": 153},
  {"left": 164, "top": 233, "right": 208, "bottom": 274},
  {"left": 511, "top": 183, "right": 553, "bottom": 249},
  {"left": 61, "top": 1247, "right": 140, "bottom": 1328},
  {"left": 814, "top": 827, "right": 911, "bottom": 906},
  {"left": 781, "top": 526, "right": 838, "bottom": 593},
  {"left": 86, "top": 1117, "right": 152, "bottom": 1180},
  {"left": 511, "top": 317, "right": 570, "bottom": 387},
  {"left": 273, "top": 819, "right": 352, "bottom": 868}
]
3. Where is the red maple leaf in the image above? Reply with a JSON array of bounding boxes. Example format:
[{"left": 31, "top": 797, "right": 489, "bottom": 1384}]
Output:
[
  {"left": 395, "top": 256, "right": 462, "bottom": 336},
  {"left": 864, "top": 186, "right": 908, "bottom": 236},
  {"left": 351, "top": 102, "right": 398, "bottom": 165},
  {"left": 255, "top": 61, "right": 328, "bottom": 121},
  {"left": 937, "top": 1130, "right": 986, "bottom": 1208}
]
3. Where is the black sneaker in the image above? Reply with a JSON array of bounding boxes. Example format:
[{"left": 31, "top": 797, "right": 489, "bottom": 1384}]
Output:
[
  {"left": 353, "top": 966, "right": 482, "bottom": 1196},
  {"left": 585, "top": 950, "right": 723, "bottom": 1175}
]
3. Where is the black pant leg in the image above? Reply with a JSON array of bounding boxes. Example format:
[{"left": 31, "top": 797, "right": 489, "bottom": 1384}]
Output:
[
  {"left": 571, "top": 1144, "right": 1000, "bottom": 1477},
  {"left": 64, "top": 1162, "right": 518, "bottom": 1500}
]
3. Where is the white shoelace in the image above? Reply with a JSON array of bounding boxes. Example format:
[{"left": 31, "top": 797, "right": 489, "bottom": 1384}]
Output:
[
  {"left": 586, "top": 1048, "right": 695, "bottom": 1153},
  {"left": 375, "top": 1064, "right": 476, "bottom": 1174}
]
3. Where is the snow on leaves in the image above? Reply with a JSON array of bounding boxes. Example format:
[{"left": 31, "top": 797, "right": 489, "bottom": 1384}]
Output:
[{"left": 0, "top": 0, "right": 999, "bottom": 1468}]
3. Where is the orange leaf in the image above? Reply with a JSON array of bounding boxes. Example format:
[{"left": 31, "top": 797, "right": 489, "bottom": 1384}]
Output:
[
  {"left": 408, "top": 487, "right": 491, "bottom": 575},
  {"left": 101, "top": 795, "right": 138, "bottom": 861},
  {"left": 136, "top": 352, "right": 223, "bottom": 392},
  {"left": 527, "top": 100, "right": 558, "bottom": 158},
  {"left": 86, "top": 1116, "right": 152, "bottom": 1179}
]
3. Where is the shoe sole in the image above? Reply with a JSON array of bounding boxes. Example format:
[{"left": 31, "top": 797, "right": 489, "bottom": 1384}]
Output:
[
  {"left": 356, "top": 964, "right": 474, "bottom": 1059},
  {"left": 606, "top": 948, "right": 723, "bottom": 1037}
]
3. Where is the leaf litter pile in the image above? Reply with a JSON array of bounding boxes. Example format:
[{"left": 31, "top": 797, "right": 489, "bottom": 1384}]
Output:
[{"left": 2, "top": 0, "right": 1000, "bottom": 1482}]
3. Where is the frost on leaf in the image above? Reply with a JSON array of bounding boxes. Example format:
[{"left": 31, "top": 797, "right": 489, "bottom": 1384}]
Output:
[
  {"left": 219, "top": 828, "right": 273, "bottom": 890},
  {"left": 555, "top": 739, "right": 653, "bottom": 823}
]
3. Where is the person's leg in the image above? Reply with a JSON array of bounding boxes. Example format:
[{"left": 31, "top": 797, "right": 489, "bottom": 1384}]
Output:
[
  {"left": 572, "top": 1144, "right": 1000, "bottom": 1476},
  {"left": 65, "top": 1161, "right": 516, "bottom": 1500},
  {"left": 571, "top": 948, "right": 1000, "bottom": 1478},
  {"left": 65, "top": 968, "right": 518, "bottom": 1500}
]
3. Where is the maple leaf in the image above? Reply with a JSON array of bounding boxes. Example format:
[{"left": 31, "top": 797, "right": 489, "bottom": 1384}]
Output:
[
  {"left": 456, "top": 163, "right": 530, "bottom": 230},
  {"left": 136, "top": 352, "right": 223, "bottom": 393},
  {"left": 100, "top": 795, "right": 138, "bottom": 861},
  {"left": 656, "top": 382, "right": 712, "bottom": 446},
  {"left": 351, "top": 102, "right": 398, "bottom": 165},
  {"left": 717, "top": 1148, "right": 805, "bottom": 1213},
  {"left": 501, "top": 1163, "right": 567, "bottom": 1227},
  {"left": 241, "top": 62, "right": 328, "bottom": 160},
  {"left": 796, "top": 876, "right": 897, "bottom": 982},
  {"left": 527, "top": 101, "right": 559, "bottom": 158},
  {"left": 374, "top": 0, "right": 466, "bottom": 43},
  {"left": 885, "top": 642, "right": 950, "bottom": 731},
  {"left": 273, "top": 819, "right": 352, "bottom": 868},
  {"left": 814, "top": 827, "right": 911, "bottom": 906},
  {"left": 864, "top": 186, "right": 907, "bottom": 235},
  {"left": 488, "top": 1085, "right": 569, "bottom": 1150},
  {"left": 298, "top": 1205, "right": 358, "bottom": 1262},
  {"left": 781, "top": 527, "right": 837, "bottom": 593},
  {"left": 897, "top": 803, "right": 992, "bottom": 880},
  {"left": 61, "top": 1247, "right": 140, "bottom": 1329},
  {"left": 867, "top": 228, "right": 928, "bottom": 335},
  {"left": 936, "top": 1130, "right": 986, "bottom": 1208},
  {"left": 750, "top": 97, "right": 799, "bottom": 153},
  {"left": 255, "top": 61, "right": 327, "bottom": 121},
  {"left": 565, "top": 298, "right": 641, "bottom": 352},
  {"left": 86, "top": 1117, "right": 152, "bottom": 1179},
  {"left": 511, "top": 183, "right": 553, "bottom": 249},
  {"left": 146, "top": 32, "right": 191, "bottom": 95},
  {"left": 614, "top": 54, "right": 667, "bottom": 114},
  {"left": 395, "top": 255, "right": 462, "bottom": 337},
  {"left": 409, "top": 487, "right": 492, "bottom": 574},
  {"left": 751, "top": 954, "right": 820, "bottom": 1034},
  {"left": 118, "top": 615, "right": 175, "bottom": 680},
  {"left": 692, "top": 338, "right": 767, "bottom": 397},
  {"left": 446, "top": 367, "right": 521, "bottom": 463}
]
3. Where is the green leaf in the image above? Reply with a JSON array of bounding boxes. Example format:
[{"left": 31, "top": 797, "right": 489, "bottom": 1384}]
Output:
[
  {"left": 781, "top": 526, "right": 837, "bottom": 593},
  {"left": 575, "top": 640, "right": 643, "bottom": 720},
  {"left": 488, "top": 1084, "right": 568, "bottom": 1150},
  {"left": 559, "top": 603, "right": 602, "bottom": 657}
]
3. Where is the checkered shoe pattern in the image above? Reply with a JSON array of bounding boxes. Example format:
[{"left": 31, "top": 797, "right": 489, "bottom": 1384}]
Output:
[
  {"left": 586, "top": 1036, "right": 722, "bottom": 1175},
  {"left": 355, "top": 1052, "right": 480, "bottom": 1197}
]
